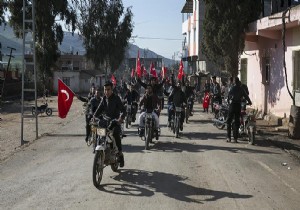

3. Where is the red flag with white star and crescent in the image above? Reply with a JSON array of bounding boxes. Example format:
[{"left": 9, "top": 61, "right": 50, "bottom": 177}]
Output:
[{"left": 58, "top": 79, "right": 75, "bottom": 119}]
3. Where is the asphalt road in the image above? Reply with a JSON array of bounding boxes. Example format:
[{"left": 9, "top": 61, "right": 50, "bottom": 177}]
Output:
[{"left": 1, "top": 107, "right": 300, "bottom": 210}]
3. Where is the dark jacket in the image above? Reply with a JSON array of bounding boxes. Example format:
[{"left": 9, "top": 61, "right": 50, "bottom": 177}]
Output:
[
  {"left": 89, "top": 96, "right": 102, "bottom": 115},
  {"left": 124, "top": 90, "right": 139, "bottom": 104},
  {"left": 138, "top": 78, "right": 166, "bottom": 96},
  {"left": 228, "top": 84, "right": 252, "bottom": 104},
  {"left": 139, "top": 93, "right": 160, "bottom": 113},
  {"left": 94, "top": 93, "right": 126, "bottom": 120}
]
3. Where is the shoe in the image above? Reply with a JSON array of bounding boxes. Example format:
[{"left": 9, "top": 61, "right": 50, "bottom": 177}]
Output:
[
  {"left": 167, "top": 122, "right": 171, "bottom": 127},
  {"left": 138, "top": 128, "right": 144, "bottom": 137},
  {"left": 85, "top": 137, "right": 88, "bottom": 143},
  {"left": 226, "top": 138, "right": 231, "bottom": 142},
  {"left": 190, "top": 113, "right": 193, "bottom": 116},
  {"left": 118, "top": 152, "right": 124, "bottom": 168}
]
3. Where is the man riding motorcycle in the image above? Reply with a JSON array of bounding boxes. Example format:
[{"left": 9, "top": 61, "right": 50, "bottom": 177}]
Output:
[
  {"left": 166, "top": 74, "right": 186, "bottom": 130},
  {"left": 93, "top": 81, "right": 126, "bottom": 167},
  {"left": 123, "top": 83, "right": 139, "bottom": 122},
  {"left": 138, "top": 84, "right": 161, "bottom": 137}
]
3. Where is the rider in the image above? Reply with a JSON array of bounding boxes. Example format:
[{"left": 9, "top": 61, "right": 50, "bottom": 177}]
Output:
[
  {"left": 123, "top": 82, "right": 139, "bottom": 122},
  {"left": 226, "top": 77, "right": 252, "bottom": 143},
  {"left": 93, "top": 81, "right": 126, "bottom": 167},
  {"left": 183, "top": 78, "right": 195, "bottom": 116},
  {"left": 137, "top": 76, "right": 166, "bottom": 97},
  {"left": 166, "top": 74, "right": 186, "bottom": 130},
  {"left": 210, "top": 75, "right": 222, "bottom": 112},
  {"left": 138, "top": 84, "right": 161, "bottom": 137},
  {"left": 76, "top": 86, "right": 96, "bottom": 143}
]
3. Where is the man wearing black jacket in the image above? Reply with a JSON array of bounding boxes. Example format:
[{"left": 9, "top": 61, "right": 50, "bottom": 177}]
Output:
[
  {"left": 226, "top": 77, "right": 252, "bottom": 143},
  {"left": 94, "top": 81, "right": 126, "bottom": 167}
]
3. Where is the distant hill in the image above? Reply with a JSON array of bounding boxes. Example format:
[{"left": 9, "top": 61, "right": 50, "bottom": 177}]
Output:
[{"left": 0, "top": 24, "right": 175, "bottom": 67}]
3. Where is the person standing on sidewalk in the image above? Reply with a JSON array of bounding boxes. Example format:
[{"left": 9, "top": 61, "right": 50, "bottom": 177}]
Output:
[{"left": 226, "top": 77, "right": 252, "bottom": 143}]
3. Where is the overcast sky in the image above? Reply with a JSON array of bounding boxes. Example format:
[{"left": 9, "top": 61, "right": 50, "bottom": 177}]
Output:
[{"left": 122, "top": 0, "right": 184, "bottom": 59}]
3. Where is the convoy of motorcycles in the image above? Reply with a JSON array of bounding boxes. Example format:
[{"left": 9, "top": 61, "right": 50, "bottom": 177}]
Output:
[{"left": 87, "top": 87, "right": 257, "bottom": 188}]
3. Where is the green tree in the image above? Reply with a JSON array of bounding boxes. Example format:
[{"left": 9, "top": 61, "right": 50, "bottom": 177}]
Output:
[
  {"left": 77, "top": 0, "right": 133, "bottom": 77},
  {"left": 7, "top": 0, "right": 77, "bottom": 88},
  {"left": 202, "top": 0, "right": 261, "bottom": 76},
  {"left": 0, "top": 0, "right": 8, "bottom": 25}
]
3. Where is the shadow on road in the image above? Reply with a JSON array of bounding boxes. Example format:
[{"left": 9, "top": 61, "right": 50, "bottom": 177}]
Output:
[
  {"left": 99, "top": 169, "right": 253, "bottom": 203},
  {"left": 149, "top": 141, "right": 278, "bottom": 154}
]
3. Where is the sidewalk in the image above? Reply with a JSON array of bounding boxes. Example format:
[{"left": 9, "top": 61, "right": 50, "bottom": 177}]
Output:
[{"left": 255, "top": 119, "right": 300, "bottom": 159}]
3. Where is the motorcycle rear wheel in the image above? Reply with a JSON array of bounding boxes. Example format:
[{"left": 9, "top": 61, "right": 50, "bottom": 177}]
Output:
[
  {"left": 111, "top": 156, "right": 119, "bottom": 172},
  {"left": 125, "top": 117, "right": 129, "bottom": 129},
  {"left": 185, "top": 108, "right": 189, "bottom": 123},
  {"left": 46, "top": 108, "right": 52, "bottom": 116},
  {"left": 145, "top": 126, "right": 151, "bottom": 150},
  {"left": 93, "top": 151, "right": 104, "bottom": 188}
]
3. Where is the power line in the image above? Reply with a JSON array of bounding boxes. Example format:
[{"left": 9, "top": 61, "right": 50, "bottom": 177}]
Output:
[{"left": 132, "top": 36, "right": 182, "bottom": 41}]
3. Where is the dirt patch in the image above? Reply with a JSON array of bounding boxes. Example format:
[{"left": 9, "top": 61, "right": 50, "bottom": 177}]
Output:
[{"left": 0, "top": 96, "right": 86, "bottom": 162}]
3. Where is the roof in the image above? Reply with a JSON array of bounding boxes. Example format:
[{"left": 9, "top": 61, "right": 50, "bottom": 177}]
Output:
[{"left": 181, "top": 0, "right": 193, "bottom": 13}]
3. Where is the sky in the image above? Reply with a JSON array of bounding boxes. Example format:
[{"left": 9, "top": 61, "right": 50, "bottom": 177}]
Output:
[{"left": 122, "top": 0, "right": 184, "bottom": 60}]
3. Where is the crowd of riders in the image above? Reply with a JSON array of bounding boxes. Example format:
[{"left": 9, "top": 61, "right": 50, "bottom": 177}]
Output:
[{"left": 76, "top": 69, "right": 252, "bottom": 168}]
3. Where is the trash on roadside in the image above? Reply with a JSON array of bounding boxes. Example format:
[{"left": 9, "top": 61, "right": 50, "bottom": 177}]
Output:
[
  {"left": 288, "top": 167, "right": 292, "bottom": 170},
  {"left": 281, "top": 162, "right": 288, "bottom": 166}
]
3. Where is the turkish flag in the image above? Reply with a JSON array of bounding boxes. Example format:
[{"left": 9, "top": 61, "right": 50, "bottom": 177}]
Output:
[
  {"left": 136, "top": 50, "right": 142, "bottom": 78},
  {"left": 143, "top": 66, "right": 148, "bottom": 77},
  {"left": 177, "top": 60, "right": 184, "bottom": 80},
  {"left": 58, "top": 79, "right": 74, "bottom": 119},
  {"left": 150, "top": 62, "right": 157, "bottom": 78},
  {"left": 162, "top": 66, "right": 167, "bottom": 79},
  {"left": 111, "top": 74, "right": 117, "bottom": 86}
]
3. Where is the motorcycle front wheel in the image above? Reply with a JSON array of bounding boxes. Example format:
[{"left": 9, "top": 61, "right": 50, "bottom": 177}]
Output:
[
  {"left": 46, "top": 108, "right": 52, "bottom": 116},
  {"left": 125, "top": 117, "right": 129, "bottom": 129},
  {"left": 185, "top": 108, "right": 189, "bottom": 123},
  {"left": 248, "top": 127, "right": 255, "bottom": 145},
  {"left": 175, "top": 117, "right": 180, "bottom": 138},
  {"left": 93, "top": 151, "right": 104, "bottom": 188},
  {"left": 145, "top": 125, "right": 151, "bottom": 150},
  {"left": 215, "top": 112, "right": 226, "bottom": 130}
]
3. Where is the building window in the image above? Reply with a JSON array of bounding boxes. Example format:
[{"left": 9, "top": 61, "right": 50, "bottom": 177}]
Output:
[
  {"left": 62, "top": 77, "right": 70, "bottom": 86},
  {"left": 240, "top": 58, "right": 248, "bottom": 85},
  {"left": 293, "top": 51, "right": 300, "bottom": 91},
  {"left": 262, "top": 57, "right": 270, "bottom": 85}
]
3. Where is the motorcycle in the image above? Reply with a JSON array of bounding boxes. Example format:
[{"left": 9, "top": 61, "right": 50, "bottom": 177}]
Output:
[
  {"left": 125, "top": 102, "right": 137, "bottom": 128},
  {"left": 212, "top": 102, "right": 256, "bottom": 144},
  {"left": 31, "top": 101, "right": 52, "bottom": 116},
  {"left": 185, "top": 95, "right": 194, "bottom": 123},
  {"left": 141, "top": 109, "right": 160, "bottom": 150},
  {"left": 91, "top": 116, "right": 121, "bottom": 188},
  {"left": 174, "top": 106, "right": 183, "bottom": 138},
  {"left": 234, "top": 102, "right": 257, "bottom": 145},
  {"left": 212, "top": 102, "right": 229, "bottom": 129}
]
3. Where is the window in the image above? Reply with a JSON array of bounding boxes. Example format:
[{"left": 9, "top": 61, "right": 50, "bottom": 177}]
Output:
[
  {"left": 293, "top": 51, "right": 300, "bottom": 91},
  {"left": 62, "top": 77, "right": 70, "bottom": 86},
  {"left": 262, "top": 57, "right": 270, "bottom": 85},
  {"left": 240, "top": 59, "right": 248, "bottom": 85}
]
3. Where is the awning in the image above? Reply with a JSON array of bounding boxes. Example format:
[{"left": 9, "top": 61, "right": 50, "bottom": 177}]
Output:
[{"left": 181, "top": 0, "right": 193, "bottom": 13}]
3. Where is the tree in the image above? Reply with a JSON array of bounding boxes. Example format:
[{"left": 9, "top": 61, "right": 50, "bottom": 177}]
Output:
[
  {"left": 202, "top": 0, "right": 261, "bottom": 76},
  {"left": 77, "top": 0, "right": 133, "bottom": 77},
  {"left": 7, "top": 0, "right": 77, "bottom": 89},
  {"left": 0, "top": 0, "right": 8, "bottom": 25}
]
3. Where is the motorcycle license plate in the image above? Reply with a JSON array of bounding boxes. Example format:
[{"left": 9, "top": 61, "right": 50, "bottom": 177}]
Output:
[
  {"left": 146, "top": 113, "right": 152, "bottom": 119},
  {"left": 97, "top": 128, "right": 106, "bottom": 136},
  {"left": 175, "top": 107, "right": 182, "bottom": 112}
]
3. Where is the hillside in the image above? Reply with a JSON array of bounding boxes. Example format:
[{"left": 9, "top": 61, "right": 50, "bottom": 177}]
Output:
[{"left": 0, "top": 24, "right": 175, "bottom": 67}]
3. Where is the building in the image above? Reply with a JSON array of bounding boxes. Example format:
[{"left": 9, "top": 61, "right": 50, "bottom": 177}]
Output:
[
  {"left": 181, "top": 0, "right": 217, "bottom": 76},
  {"left": 242, "top": 0, "right": 300, "bottom": 117}
]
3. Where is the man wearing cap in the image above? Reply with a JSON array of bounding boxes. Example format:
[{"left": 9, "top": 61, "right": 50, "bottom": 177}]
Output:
[{"left": 94, "top": 81, "right": 126, "bottom": 167}]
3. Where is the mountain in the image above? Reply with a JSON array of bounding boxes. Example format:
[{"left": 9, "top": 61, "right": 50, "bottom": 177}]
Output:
[{"left": 0, "top": 25, "right": 175, "bottom": 67}]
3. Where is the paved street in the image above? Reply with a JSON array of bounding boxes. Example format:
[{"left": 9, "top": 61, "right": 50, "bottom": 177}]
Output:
[{"left": 1, "top": 106, "right": 300, "bottom": 210}]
